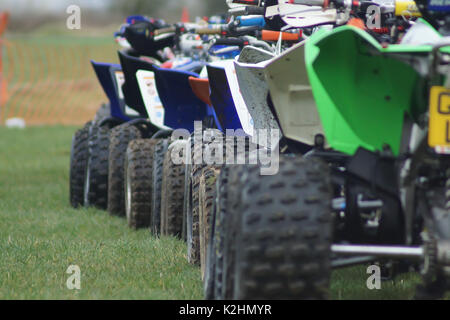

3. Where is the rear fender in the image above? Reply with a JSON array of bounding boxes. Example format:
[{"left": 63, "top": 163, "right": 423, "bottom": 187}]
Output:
[
  {"left": 264, "top": 40, "right": 326, "bottom": 147},
  {"left": 207, "top": 63, "right": 246, "bottom": 133},
  {"left": 153, "top": 66, "right": 209, "bottom": 133},
  {"left": 91, "top": 61, "right": 133, "bottom": 122},
  {"left": 305, "top": 26, "right": 427, "bottom": 155},
  {"left": 234, "top": 46, "right": 281, "bottom": 148}
]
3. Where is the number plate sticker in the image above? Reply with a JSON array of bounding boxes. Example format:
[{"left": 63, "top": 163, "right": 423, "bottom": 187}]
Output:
[{"left": 428, "top": 86, "right": 450, "bottom": 153}]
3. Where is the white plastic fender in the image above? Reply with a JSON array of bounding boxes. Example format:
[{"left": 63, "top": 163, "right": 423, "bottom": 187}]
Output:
[
  {"left": 234, "top": 46, "right": 281, "bottom": 149},
  {"left": 263, "top": 40, "right": 326, "bottom": 147}
]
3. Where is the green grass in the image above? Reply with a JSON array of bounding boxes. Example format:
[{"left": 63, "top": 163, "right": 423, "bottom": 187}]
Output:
[
  {"left": 0, "top": 126, "right": 448, "bottom": 300},
  {"left": 331, "top": 266, "right": 420, "bottom": 300},
  {"left": 0, "top": 126, "right": 203, "bottom": 299}
]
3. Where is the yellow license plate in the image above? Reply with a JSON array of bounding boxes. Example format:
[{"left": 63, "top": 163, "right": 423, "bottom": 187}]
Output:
[{"left": 428, "top": 86, "right": 450, "bottom": 153}]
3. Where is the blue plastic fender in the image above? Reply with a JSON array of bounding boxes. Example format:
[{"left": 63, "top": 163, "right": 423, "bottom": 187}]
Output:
[
  {"left": 207, "top": 65, "right": 244, "bottom": 132},
  {"left": 153, "top": 65, "right": 214, "bottom": 133},
  {"left": 91, "top": 61, "right": 133, "bottom": 122}
]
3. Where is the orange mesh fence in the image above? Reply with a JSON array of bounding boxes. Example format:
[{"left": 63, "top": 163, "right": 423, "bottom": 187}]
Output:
[{"left": 1, "top": 32, "right": 119, "bottom": 126}]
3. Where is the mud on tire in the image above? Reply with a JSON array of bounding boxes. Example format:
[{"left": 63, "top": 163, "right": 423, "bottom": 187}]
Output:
[
  {"left": 187, "top": 129, "right": 227, "bottom": 265},
  {"left": 124, "top": 139, "right": 159, "bottom": 229},
  {"left": 185, "top": 133, "right": 203, "bottom": 264},
  {"left": 231, "top": 156, "right": 333, "bottom": 299},
  {"left": 108, "top": 123, "right": 142, "bottom": 216},
  {"left": 207, "top": 166, "right": 235, "bottom": 300},
  {"left": 161, "top": 140, "right": 187, "bottom": 237},
  {"left": 150, "top": 139, "right": 169, "bottom": 235},
  {"left": 199, "top": 166, "right": 221, "bottom": 280}
]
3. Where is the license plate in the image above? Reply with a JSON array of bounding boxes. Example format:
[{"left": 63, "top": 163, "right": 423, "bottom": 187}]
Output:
[{"left": 428, "top": 86, "right": 450, "bottom": 153}]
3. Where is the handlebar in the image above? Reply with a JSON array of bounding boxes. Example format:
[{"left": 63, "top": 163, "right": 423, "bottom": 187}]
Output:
[
  {"left": 154, "top": 26, "right": 177, "bottom": 36},
  {"left": 288, "top": 0, "right": 329, "bottom": 6},
  {"left": 260, "top": 30, "right": 302, "bottom": 41},
  {"left": 231, "top": 0, "right": 262, "bottom": 5},
  {"left": 195, "top": 27, "right": 224, "bottom": 35},
  {"left": 211, "top": 37, "right": 249, "bottom": 47},
  {"left": 235, "top": 15, "right": 266, "bottom": 27}
]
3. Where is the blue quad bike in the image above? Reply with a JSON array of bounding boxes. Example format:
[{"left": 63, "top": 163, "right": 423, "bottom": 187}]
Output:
[
  {"left": 117, "top": 48, "right": 222, "bottom": 237},
  {"left": 70, "top": 16, "right": 178, "bottom": 211}
]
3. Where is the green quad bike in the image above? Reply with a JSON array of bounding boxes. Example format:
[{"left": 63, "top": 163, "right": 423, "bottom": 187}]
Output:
[{"left": 208, "top": 3, "right": 450, "bottom": 299}]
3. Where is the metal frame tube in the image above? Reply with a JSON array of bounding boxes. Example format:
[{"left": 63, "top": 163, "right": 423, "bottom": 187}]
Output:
[{"left": 332, "top": 244, "right": 424, "bottom": 260}]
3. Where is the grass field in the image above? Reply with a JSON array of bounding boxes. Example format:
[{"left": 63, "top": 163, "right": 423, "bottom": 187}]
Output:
[
  {"left": 0, "top": 126, "right": 448, "bottom": 300},
  {"left": 2, "top": 32, "right": 118, "bottom": 125},
  {"left": 0, "top": 126, "right": 202, "bottom": 299}
]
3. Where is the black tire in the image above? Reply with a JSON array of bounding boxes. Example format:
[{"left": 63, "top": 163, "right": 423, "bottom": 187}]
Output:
[
  {"left": 222, "top": 165, "right": 247, "bottom": 300},
  {"left": 199, "top": 166, "right": 220, "bottom": 281},
  {"left": 150, "top": 139, "right": 169, "bottom": 235},
  {"left": 190, "top": 162, "right": 204, "bottom": 265},
  {"left": 161, "top": 140, "right": 187, "bottom": 237},
  {"left": 84, "top": 125, "right": 111, "bottom": 209},
  {"left": 69, "top": 121, "right": 92, "bottom": 208},
  {"left": 124, "top": 139, "right": 159, "bottom": 229},
  {"left": 231, "top": 156, "right": 333, "bottom": 299},
  {"left": 182, "top": 158, "right": 191, "bottom": 243},
  {"left": 107, "top": 123, "right": 142, "bottom": 216},
  {"left": 184, "top": 135, "right": 199, "bottom": 263},
  {"left": 94, "top": 103, "right": 111, "bottom": 122},
  {"left": 209, "top": 167, "right": 233, "bottom": 300},
  {"left": 204, "top": 199, "right": 217, "bottom": 300},
  {"left": 187, "top": 129, "right": 223, "bottom": 265},
  {"left": 206, "top": 137, "right": 255, "bottom": 299}
]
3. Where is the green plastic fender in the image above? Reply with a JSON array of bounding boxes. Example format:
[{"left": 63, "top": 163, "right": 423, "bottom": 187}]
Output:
[{"left": 304, "top": 25, "right": 442, "bottom": 156}]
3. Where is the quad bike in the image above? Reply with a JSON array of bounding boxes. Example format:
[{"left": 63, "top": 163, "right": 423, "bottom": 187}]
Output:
[
  {"left": 117, "top": 19, "right": 250, "bottom": 235},
  {"left": 181, "top": 6, "right": 310, "bottom": 272},
  {"left": 118, "top": 51, "right": 217, "bottom": 231},
  {"left": 69, "top": 16, "right": 173, "bottom": 211},
  {"left": 206, "top": 0, "right": 450, "bottom": 300},
  {"left": 187, "top": 0, "right": 323, "bottom": 286},
  {"left": 69, "top": 60, "right": 148, "bottom": 210},
  {"left": 182, "top": 0, "right": 355, "bottom": 280},
  {"left": 79, "top": 16, "right": 216, "bottom": 222},
  {"left": 122, "top": 11, "right": 283, "bottom": 257}
]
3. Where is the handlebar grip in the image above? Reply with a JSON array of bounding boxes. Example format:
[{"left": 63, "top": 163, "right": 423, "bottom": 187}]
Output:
[
  {"left": 154, "top": 27, "right": 176, "bottom": 36},
  {"left": 212, "top": 38, "right": 248, "bottom": 47},
  {"left": 261, "top": 30, "right": 301, "bottom": 41},
  {"left": 228, "top": 25, "right": 262, "bottom": 37},
  {"left": 232, "top": 0, "right": 261, "bottom": 5},
  {"left": 195, "top": 27, "right": 223, "bottom": 35},
  {"left": 288, "top": 0, "right": 327, "bottom": 6},
  {"left": 236, "top": 16, "right": 266, "bottom": 27}
]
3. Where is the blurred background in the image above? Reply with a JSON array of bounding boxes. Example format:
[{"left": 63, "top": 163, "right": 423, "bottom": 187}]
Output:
[{"left": 0, "top": 0, "right": 227, "bottom": 125}]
